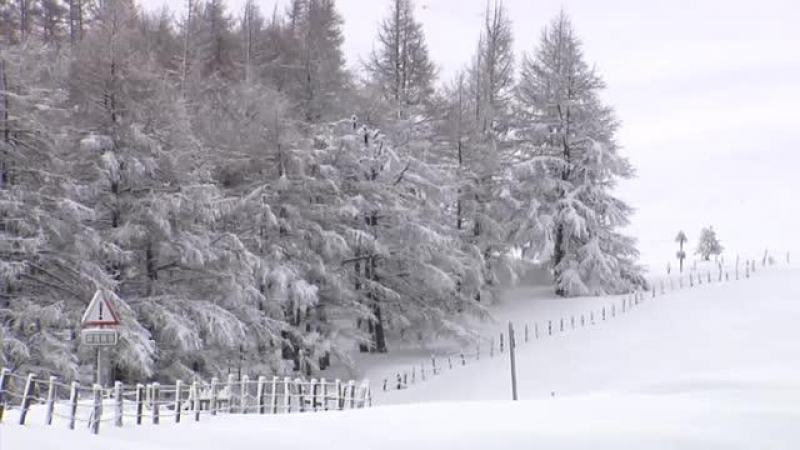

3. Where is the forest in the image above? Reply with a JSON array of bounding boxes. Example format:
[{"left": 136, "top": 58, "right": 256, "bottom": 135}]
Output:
[{"left": 0, "top": 0, "right": 645, "bottom": 383}]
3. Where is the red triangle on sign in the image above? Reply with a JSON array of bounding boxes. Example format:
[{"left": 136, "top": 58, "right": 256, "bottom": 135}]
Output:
[{"left": 82, "top": 290, "right": 121, "bottom": 326}]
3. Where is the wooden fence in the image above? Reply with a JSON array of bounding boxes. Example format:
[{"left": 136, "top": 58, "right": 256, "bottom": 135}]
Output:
[{"left": 0, "top": 370, "right": 371, "bottom": 434}]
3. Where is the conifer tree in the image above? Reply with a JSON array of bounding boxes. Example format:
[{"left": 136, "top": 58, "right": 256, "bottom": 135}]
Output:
[{"left": 515, "top": 11, "right": 644, "bottom": 296}]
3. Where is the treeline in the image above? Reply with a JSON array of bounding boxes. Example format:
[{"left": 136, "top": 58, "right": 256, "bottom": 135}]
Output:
[{"left": 0, "top": 0, "right": 645, "bottom": 383}]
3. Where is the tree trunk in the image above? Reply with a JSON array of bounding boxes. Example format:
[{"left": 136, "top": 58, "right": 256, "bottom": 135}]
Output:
[
  {"left": 554, "top": 223, "right": 566, "bottom": 297},
  {"left": 1, "top": 58, "right": 9, "bottom": 143}
]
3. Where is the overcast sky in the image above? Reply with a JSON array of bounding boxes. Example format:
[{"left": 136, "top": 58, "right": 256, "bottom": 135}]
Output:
[{"left": 141, "top": 0, "right": 800, "bottom": 270}]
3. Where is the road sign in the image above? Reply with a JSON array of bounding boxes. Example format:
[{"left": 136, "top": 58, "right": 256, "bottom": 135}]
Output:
[
  {"left": 82, "top": 289, "right": 121, "bottom": 326},
  {"left": 81, "top": 328, "right": 118, "bottom": 346}
]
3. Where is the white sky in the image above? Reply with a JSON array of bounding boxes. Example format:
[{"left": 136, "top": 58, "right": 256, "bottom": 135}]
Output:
[{"left": 142, "top": 0, "right": 800, "bottom": 270}]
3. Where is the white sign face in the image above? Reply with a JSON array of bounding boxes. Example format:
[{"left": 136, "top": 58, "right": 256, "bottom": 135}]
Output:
[
  {"left": 81, "top": 328, "right": 119, "bottom": 346},
  {"left": 82, "top": 290, "right": 121, "bottom": 326}
]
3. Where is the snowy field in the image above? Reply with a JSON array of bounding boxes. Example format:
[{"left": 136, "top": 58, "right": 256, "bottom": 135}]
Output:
[{"left": 5, "top": 262, "right": 800, "bottom": 449}]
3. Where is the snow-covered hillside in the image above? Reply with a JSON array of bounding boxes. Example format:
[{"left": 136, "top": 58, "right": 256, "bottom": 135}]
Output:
[{"left": 7, "top": 264, "right": 800, "bottom": 449}]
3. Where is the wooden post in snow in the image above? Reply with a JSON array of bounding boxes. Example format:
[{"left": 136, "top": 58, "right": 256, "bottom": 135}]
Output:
[
  {"left": 240, "top": 375, "right": 249, "bottom": 414},
  {"left": 68, "top": 381, "right": 79, "bottom": 430},
  {"left": 44, "top": 376, "right": 57, "bottom": 426},
  {"left": 135, "top": 383, "right": 145, "bottom": 424},
  {"left": 114, "top": 381, "right": 123, "bottom": 427},
  {"left": 18, "top": 373, "right": 34, "bottom": 425},
  {"left": 192, "top": 381, "right": 201, "bottom": 421},
  {"left": 256, "top": 376, "right": 266, "bottom": 414},
  {"left": 174, "top": 380, "right": 183, "bottom": 423},
  {"left": 90, "top": 384, "right": 102, "bottom": 435},
  {"left": 508, "top": 322, "right": 518, "bottom": 401},
  {"left": 210, "top": 377, "right": 219, "bottom": 416},
  {"left": 0, "top": 368, "right": 8, "bottom": 423},
  {"left": 151, "top": 382, "right": 160, "bottom": 425}
]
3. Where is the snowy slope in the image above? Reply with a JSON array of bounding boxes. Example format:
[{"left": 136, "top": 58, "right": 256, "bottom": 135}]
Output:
[
  {"left": 381, "top": 264, "right": 800, "bottom": 404},
  {"left": 6, "top": 264, "right": 800, "bottom": 449}
]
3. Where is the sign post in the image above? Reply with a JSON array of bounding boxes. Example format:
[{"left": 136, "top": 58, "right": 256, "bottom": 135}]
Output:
[{"left": 81, "top": 290, "right": 121, "bottom": 387}]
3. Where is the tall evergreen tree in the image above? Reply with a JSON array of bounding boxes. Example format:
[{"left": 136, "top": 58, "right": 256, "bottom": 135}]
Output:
[{"left": 515, "top": 11, "right": 644, "bottom": 296}]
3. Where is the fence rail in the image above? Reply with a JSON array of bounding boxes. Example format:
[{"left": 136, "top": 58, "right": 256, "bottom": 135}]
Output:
[{"left": 0, "top": 369, "right": 371, "bottom": 434}]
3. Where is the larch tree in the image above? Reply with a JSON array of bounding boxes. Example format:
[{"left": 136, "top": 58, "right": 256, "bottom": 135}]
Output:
[
  {"left": 696, "top": 226, "right": 723, "bottom": 261},
  {"left": 366, "top": 0, "right": 436, "bottom": 119},
  {"left": 515, "top": 11, "right": 644, "bottom": 297}
]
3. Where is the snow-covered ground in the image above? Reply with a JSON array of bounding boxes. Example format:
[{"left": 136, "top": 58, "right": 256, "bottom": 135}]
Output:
[{"left": 6, "top": 261, "right": 799, "bottom": 448}]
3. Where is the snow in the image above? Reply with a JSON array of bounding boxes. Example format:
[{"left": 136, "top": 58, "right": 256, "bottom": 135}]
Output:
[{"left": 5, "top": 263, "right": 800, "bottom": 448}]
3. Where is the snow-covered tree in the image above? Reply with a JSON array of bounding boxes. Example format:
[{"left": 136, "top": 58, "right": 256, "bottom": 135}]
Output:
[
  {"left": 696, "top": 226, "right": 723, "bottom": 261},
  {"left": 514, "top": 11, "right": 644, "bottom": 296},
  {"left": 366, "top": 0, "right": 436, "bottom": 119},
  {"left": 676, "top": 230, "right": 688, "bottom": 272}
]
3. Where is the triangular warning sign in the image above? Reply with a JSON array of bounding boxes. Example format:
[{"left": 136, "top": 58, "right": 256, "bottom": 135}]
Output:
[{"left": 82, "top": 290, "right": 121, "bottom": 326}]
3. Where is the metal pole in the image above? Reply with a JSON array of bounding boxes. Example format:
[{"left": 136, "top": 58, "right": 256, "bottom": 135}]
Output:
[
  {"left": 96, "top": 347, "right": 102, "bottom": 387},
  {"left": 508, "top": 322, "right": 518, "bottom": 401}
]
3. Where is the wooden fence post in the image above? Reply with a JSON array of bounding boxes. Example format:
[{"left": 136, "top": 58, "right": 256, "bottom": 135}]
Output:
[
  {"left": 192, "top": 381, "right": 201, "bottom": 422},
  {"left": 591, "top": 311, "right": 595, "bottom": 325},
  {"left": 135, "top": 383, "right": 144, "bottom": 425},
  {"left": 535, "top": 323, "right": 539, "bottom": 339},
  {"left": 582, "top": 314, "right": 586, "bottom": 326},
  {"left": 240, "top": 375, "right": 249, "bottom": 414},
  {"left": 18, "top": 373, "right": 34, "bottom": 425},
  {"left": 448, "top": 356, "right": 453, "bottom": 370},
  {"left": 114, "top": 381, "right": 123, "bottom": 427},
  {"left": 296, "top": 378, "right": 305, "bottom": 412},
  {"left": 571, "top": 316, "right": 575, "bottom": 329},
  {"left": 431, "top": 355, "right": 437, "bottom": 375},
  {"left": 348, "top": 380, "right": 356, "bottom": 409},
  {"left": 227, "top": 374, "right": 236, "bottom": 413},
  {"left": 411, "top": 366, "right": 415, "bottom": 384},
  {"left": 174, "top": 380, "right": 183, "bottom": 423},
  {"left": 524, "top": 324, "right": 529, "bottom": 343},
  {"left": 271, "top": 377, "right": 279, "bottom": 414},
  {"left": 612, "top": 305, "right": 616, "bottom": 317},
  {"left": 560, "top": 318, "right": 564, "bottom": 332},
  {"left": 44, "top": 376, "right": 57, "bottom": 426},
  {"left": 335, "top": 379, "right": 343, "bottom": 411},
  {"left": 707, "top": 271, "right": 711, "bottom": 283},
  {"left": 68, "top": 381, "right": 79, "bottom": 430},
  {"left": 283, "top": 377, "right": 291, "bottom": 413},
  {"left": 461, "top": 353, "right": 466, "bottom": 366},
  {"left": 500, "top": 332, "right": 504, "bottom": 353},
  {"left": 210, "top": 377, "right": 219, "bottom": 416},
  {"left": 151, "top": 382, "right": 160, "bottom": 425},
  {"left": 91, "top": 384, "right": 102, "bottom": 435},
  {"left": 421, "top": 363, "right": 426, "bottom": 381},
  {"left": 256, "top": 376, "right": 266, "bottom": 414},
  {"left": 490, "top": 337, "right": 495, "bottom": 357},
  {"left": 508, "top": 322, "right": 518, "bottom": 401},
  {"left": 309, "top": 379, "right": 317, "bottom": 412},
  {"left": 320, "top": 378, "right": 328, "bottom": 410},
  {"left": 0, "top": 368, "right": 8, "bottom": 423}
]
